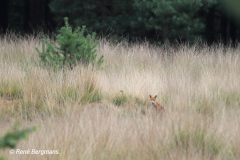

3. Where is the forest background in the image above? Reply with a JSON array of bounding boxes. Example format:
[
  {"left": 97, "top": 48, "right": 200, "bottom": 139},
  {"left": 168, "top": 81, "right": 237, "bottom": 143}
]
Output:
[{"left": 1, "top": 0, "right": 240, "bottom": 44}]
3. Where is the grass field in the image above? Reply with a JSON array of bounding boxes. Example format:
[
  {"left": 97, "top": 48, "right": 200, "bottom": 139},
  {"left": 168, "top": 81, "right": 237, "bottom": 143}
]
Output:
[{"left": 0, "top": 35, "right": 240, "bottom": 160}]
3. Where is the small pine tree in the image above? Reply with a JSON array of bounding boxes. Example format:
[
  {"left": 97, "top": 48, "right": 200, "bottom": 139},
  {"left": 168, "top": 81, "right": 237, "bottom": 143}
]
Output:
[{"left": 36, "top": 17, "right": 103, "bottom": 69}]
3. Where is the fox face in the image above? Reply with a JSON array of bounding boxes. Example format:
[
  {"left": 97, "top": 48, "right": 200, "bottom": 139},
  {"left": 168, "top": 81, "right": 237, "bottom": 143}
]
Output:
[
  {"left": 150, "top": 95, "right": 158, "bottom": 108},
  {"left": 149, "top": 95, "right": 164, "bottom": 112}
]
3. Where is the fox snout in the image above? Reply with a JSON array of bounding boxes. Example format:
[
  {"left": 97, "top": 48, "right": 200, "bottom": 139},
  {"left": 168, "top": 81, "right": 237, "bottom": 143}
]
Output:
[{"left": 151, "top": 101, "right": 156, "bottom": 106}]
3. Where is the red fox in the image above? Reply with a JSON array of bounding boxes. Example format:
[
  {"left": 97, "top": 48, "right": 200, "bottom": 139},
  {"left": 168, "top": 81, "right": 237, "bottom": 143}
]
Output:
[{"left": 149, "top": 95, "right": 164, "bottom": 113}]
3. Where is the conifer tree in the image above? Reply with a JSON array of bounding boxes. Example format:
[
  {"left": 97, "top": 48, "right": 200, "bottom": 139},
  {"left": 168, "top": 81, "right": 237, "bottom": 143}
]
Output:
[
  {"left": 49, "top": 0, "right": 240, "bottom": 44},
  {"left": 37, "top": 17, "right": 103, "bottom": 69}
]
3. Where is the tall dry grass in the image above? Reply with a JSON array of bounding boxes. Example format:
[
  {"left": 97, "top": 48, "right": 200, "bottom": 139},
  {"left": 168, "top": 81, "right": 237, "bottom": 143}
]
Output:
[{"left": 0, "top": 34, "right": 240, "bottom": 159}]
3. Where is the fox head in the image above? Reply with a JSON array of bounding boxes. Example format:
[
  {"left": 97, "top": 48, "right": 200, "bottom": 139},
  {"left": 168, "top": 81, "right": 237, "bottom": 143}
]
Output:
[{"left": 149, "top": 95, "right": 158, "bottom": 107}]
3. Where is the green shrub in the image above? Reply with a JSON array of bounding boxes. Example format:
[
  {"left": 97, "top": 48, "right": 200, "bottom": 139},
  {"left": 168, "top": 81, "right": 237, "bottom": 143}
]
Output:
[
  {"left": 36, "top": 17, "right": 103, "bottom": 69},
  {"left": 0, "top": 122, "right": 37, "bottom": 160},
  {"left": 112, "top": 91, "right": 128, "bottom": 106}
]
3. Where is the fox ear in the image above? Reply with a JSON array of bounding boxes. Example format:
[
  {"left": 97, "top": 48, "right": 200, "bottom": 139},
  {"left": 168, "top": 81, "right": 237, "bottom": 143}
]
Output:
[
  {"left": 154, "top": 95, "right": 157, "bottom": 98},
  {"left": 149, "top": 95, "right": 152, "bottom": 98}
]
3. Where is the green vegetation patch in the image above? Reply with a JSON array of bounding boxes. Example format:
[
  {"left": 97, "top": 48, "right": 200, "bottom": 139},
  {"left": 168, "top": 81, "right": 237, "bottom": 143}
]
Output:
[
  {"left": 0, "top": 82, "right": 23, "bottom": 100},
  {"left": 112, "top": 91, "right": 129, "bottom": 106},
  {"left": 57, "top": 86, "right": 78, "bottom": 103},
  {"left": 81, "top": 77, "right": 102, "bottom": 103},
  {"left": 81, "top": 90, "right": 102, "bottom": 103},
  {"left": 0, "top": 122, "right": 37, "bottom": 160}
]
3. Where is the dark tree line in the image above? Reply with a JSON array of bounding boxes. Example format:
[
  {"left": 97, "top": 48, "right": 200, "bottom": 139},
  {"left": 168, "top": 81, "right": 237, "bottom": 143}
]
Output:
[
  {"left": 0, "top": 0, "right": 240, "bottom": 44},
  {"left": 0, "top": 0, "right": 9, "bottom": 33},
  {"left": 0, "top": 0, "right": 55, "bottom": 34}
]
